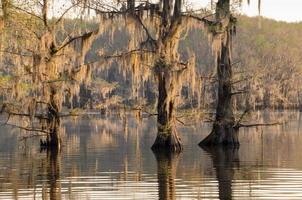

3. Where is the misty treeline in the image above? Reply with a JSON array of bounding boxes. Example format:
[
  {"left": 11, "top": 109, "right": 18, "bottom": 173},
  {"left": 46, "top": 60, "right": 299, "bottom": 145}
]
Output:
[{"left": 0, "top": 0, "right": 299, "bottom": 150}]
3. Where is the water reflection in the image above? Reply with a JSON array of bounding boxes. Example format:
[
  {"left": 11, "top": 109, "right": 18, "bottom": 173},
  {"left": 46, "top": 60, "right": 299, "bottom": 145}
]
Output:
[
  {"left": 2, "top": 112, "right": 302, "bottom": 199},
  {"left": 46, "top": 149, "right": 61, "bottom": 200},
  {"left": 153, "top": 150, "right": 180, "bottom": 200},
  {"left": 202, "top": 146, "right": 239, "bottom": 200}
]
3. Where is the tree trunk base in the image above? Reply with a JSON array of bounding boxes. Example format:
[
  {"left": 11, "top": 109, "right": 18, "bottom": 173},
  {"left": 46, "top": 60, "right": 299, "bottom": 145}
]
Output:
[
  {"left": 40, "top": 139, "right": 61, "bottom": 151},
  {"left": 40, "top": 128, "right": 61, "bottom": 150},
  {"left": 151, "top": 130, "right": 183, "bottom": 153},
  {"left": 199, "top": 123, "right": 239, "bottom": 147}
]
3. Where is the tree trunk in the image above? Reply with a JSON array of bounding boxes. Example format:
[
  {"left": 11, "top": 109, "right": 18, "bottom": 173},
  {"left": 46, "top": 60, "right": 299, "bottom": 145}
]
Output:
[
  {"left": 46, "top": 85, "right": 61, "bottom": 149},
  {"left": 200, "top": 40, "right": 239, "bottom": 146},
  {"left": 200, "top": 0, "right": 239, "bottom": 146},
  {"left": 152, "top": 60, "right": 182, "bottom": 152},
  {"left": 152, "top": 149, "right": 180, "bottom": 200},
  {"left": 151, "top": 0, "right": 183, "bottom": 152}
]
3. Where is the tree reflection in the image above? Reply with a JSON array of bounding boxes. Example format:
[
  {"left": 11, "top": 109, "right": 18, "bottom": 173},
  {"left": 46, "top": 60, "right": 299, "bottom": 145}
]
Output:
[
  {"left": 202, "top": 146, "right": 240, "bottom": 200},
  {"left": 46, "top": 148, "right": 61, "bottom": 200},
  {"left": 153, "top": 150, "right": 181, "bottom": 200}
]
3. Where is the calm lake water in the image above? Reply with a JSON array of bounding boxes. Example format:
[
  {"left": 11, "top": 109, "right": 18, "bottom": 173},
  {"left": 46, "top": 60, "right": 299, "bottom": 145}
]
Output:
[{"left": 1, "top": 111, "right": 302, "bottom": 199}]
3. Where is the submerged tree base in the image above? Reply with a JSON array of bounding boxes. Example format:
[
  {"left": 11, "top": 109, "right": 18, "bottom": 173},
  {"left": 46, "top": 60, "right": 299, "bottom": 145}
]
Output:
[
  {"left": 151, "top": 130, "right": 183, "bottom": 153},
  {"left": 40, "top": 128, "right": 61, "bottom": 150},
  {"left": 40, "top": 139, "right": 61, "bottom": 151},
  {"left": 199, "top": 123, "right": 239, "bottom": 147}
]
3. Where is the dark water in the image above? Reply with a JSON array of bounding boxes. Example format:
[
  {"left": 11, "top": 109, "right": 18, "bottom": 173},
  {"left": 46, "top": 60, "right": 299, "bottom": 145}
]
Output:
[{"left": 1, "top": 111, "right": 302, "bottom": 199}]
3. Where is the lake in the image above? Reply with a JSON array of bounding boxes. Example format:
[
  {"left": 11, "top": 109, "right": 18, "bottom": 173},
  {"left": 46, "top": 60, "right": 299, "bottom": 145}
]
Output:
[{"left": 1, "top": 111, "right": 302, "bottom": 199}]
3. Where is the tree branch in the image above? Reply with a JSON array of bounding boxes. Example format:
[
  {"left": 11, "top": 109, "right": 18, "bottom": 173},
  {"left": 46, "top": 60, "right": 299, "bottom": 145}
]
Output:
[
  {"left": 101, "top": 49, "right": 155, "bottom": 60},
  {"left": 3, "top": 123, "right": 50, "bottom": 134},
  {"left": 237, "top": 122, "right": 283, "bottom": 128},
  {"left": 132, "top": 14, "right": 156, "bottom": 43},
  {"left": 3, "top": 111, "right": 49, "bottom": 120},
  {"left": 53, "top": 31, "right": 94, "bottom": 54},
  {"left": 12, "top": 5, "right": 43, "bottom": 21},
  {"left": 231, "top": 90, "right": 248, "bottom": 95}
]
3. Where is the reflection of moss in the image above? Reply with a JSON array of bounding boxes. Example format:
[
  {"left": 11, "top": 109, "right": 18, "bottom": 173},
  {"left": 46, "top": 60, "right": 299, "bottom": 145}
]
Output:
[{"left": 69, "top": 108, "right": 83, "bottom": 115}]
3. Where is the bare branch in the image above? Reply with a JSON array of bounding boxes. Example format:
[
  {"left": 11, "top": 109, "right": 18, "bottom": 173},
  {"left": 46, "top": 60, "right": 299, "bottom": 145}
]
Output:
[
  {"left": 182, "top": 13, "right": 214, "bottom": 23},
  {"left": 54, "top": 3, "right": 79, "bottom": 26},
  {"left": 231, "top": 90, "right": 248, "bottom": 95},
  {"left": 3, "top": 123, "right": 50, "bottom": 134},
  {"left": 42, "top": 0, "right": 48, "bottom": 28},
  {"left": 19, "top": 133, "right": 47, "bottom": 141},
  {"left": 101, "top": 49, "right": 155, "bottom": 60},
  {"left": 176, "top": 118, "right": 185, "bottom": 125},
  {"left": 234, "top": 108, "right": 251, "bottom": 128},
  {"left": 53, "top": 31, "right": 94, "bottom": 54},
  {"left": 237, "top": 122, "right": 283, "bottom": 128},
  {"left": 3, "top": 111, "right": 49, "bottom": 120},
  {"left": 12, "top": 5, "right": 43, "bottom": 21},
  {"left": 132, "top": 14, "right": 156, "bottom": 45}
]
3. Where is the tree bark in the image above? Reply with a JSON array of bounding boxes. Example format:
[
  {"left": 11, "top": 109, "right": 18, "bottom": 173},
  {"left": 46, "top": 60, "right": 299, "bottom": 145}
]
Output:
[
  {"left": 151, "top": 0, "right": 183, "bottom": 152},
  {"left": 46, "top": 85, "right": 61, "bottom": 149},
  {"left": 200, "top": 0, "right": 239, "bottom": 146},
  {"left": 200, "top": 38, "right": 239, "bottom": 146},
  {"left": 152, "top": 60, "right": 182, "bottom": 152}
]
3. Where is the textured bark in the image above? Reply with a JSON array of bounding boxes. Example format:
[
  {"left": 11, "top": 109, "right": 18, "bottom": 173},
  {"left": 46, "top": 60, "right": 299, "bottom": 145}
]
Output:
[
  {"left": 153, "top": 149, "right": 180, "bottom": 200},
  {"left": 200, "top": 0, "right": 239, "bottom": 146},
  {"left": 1, "top": 0, "right": 10, "bottom": 19},
  {"left": 152, "top": 60, "right": 182, "bottom": 152},
  {"left": 202, "top": 146, "right": 239, "bottom": 200},
  {"left": 152, "top": 127, "right": 182, "bottom": 153},
  {"left": 151, "top": 0, "right": 183, "bottom": 152},
  {"left": 46, "top": 86, "right": 61, "bottom": 149}
]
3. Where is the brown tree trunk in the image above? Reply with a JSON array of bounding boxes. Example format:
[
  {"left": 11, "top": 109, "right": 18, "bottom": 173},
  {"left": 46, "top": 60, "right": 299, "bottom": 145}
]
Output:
[
  {"left": 47, "top": 85, "right": 61, "bottom": 149},
  {"left": 151, "top": 0, "right": 183, "bottom": 152},
  {"left": 152, "top": 60, "right": 182, "bottom": 152},
  {"left": 153, "top": 149, "right": 180, "bottom": 200},
  {"left": 200, "top": 37, "right": 239, "bottom": 146},
  {"left": 200, "top": 0, "right": 239, "bottom": 146}
]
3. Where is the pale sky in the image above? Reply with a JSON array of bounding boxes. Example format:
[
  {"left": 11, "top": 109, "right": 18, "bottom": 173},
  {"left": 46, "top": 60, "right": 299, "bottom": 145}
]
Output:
[{"left": 190, "top": 0, "right": 302, "bottom": 23}]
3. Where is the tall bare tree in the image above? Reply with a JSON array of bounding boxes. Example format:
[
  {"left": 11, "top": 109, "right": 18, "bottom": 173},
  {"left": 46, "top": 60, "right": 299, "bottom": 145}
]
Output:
[
  {"left": 199, "top": 0, "right": 262, "bottom": 146},
  {"left": 199, "top": 0, "right": 239, "bottom": 146}
]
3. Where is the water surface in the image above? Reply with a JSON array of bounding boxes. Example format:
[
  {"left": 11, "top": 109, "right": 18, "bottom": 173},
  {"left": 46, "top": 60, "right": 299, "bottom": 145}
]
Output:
[{"left": 0, "top": 111, "right": 302, "bottom": 199}]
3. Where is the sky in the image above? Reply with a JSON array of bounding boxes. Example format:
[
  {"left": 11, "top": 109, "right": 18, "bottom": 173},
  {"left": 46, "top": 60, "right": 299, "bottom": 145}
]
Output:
[{"left": 191, "top": 0, "right": 302, "bottom": 23}]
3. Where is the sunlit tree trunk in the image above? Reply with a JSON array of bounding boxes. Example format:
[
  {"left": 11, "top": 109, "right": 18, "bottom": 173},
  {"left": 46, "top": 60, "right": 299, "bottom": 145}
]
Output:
[
  {"left": 152, "top": 60, "right": 182, "bottom": 152},
  {"left": 151, "top": 0, "right": 183, "bottom": 152},
  {"left": 200, "top": 0, "right": 239, "bottom": 146},
  {"left": 47, "top": 85, "right": 61, "bottom": 149}
]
